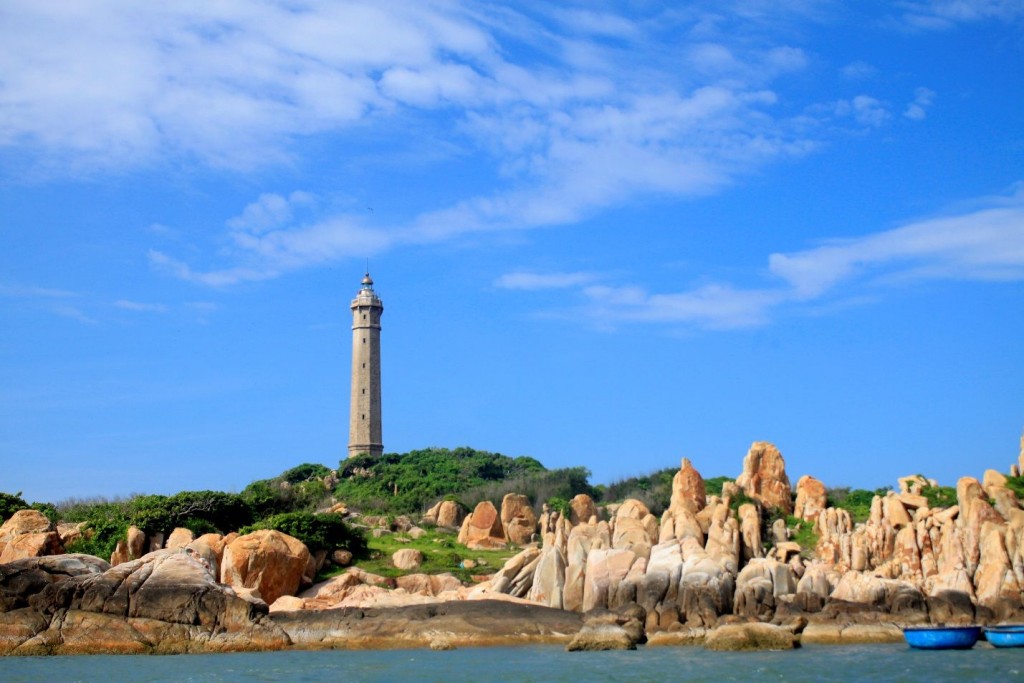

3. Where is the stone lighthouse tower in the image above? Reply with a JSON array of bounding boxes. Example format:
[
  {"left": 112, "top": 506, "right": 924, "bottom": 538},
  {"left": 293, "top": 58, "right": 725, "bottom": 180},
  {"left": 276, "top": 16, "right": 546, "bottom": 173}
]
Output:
[{"left": 348, "top": 272, "right": 383, "bottom": 458}]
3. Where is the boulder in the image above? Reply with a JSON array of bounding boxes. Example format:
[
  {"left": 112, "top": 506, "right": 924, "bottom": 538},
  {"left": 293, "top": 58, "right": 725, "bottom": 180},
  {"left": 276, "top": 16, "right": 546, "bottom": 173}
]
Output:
[
  {"left": 458, "top": 501, "right": 506, "bottom": 550},
  {"left": 669, "top": 458, "right": 706, "bottom": 514},
  {"left": 165, "top": 527, "right": 195, "bottom": 550},
  {"left": 794, "top": 475, "right": 827, "bottom": 521},
  {"left": 500, "top": 493, "right": 537, "bottom": 546},
  {"left": 0, "top": 554, "right": 110, "bottom": 613},
  {"left": 569, "top": 494, "right": 598, "bottom": 526},
  {"left": 704, "top": 623, "right": 797, "bottom": 651},
  {"left": 582, "top": 548, "right": 642, "bottom": 612},
  {"left": 186, "top": 533, "right": 227, "bottom": 577},
  {"left": 435, "top": 500, "right": 465, "bottom": 529},
  {"left": 221, "top": 530, "right": 311, "bottom": 606},
  {"left": 392, "top": 549, "right": 424, "bottom": 571},
  {"left": 0, "top": 532, "right": 63, "bottom": 564},
  {"left": 735, "top": 442, "right": 793, "bottom": 514},
  {"left": 0, "top": 511, "right": 61, "bottom": 562},
  {"left": 565, "top": 623, "right": 637, "bottom": 651},
  {"left": 6, "top": 549, "right": 289, "bottom": 654},
  {"left": 738, "top": 503, "right": 762, "bottom": 564}
]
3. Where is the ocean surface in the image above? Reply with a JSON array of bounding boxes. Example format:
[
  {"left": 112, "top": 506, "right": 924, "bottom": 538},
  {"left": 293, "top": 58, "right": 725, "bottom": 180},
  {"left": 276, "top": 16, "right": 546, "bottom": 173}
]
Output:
[{"left": 1, "top": 644, "right": 1021, "bottom": 682}]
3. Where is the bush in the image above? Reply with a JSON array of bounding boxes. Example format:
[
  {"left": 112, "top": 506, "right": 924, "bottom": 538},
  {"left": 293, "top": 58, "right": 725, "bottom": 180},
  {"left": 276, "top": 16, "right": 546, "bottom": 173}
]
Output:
[
  {"left": 704, "top": 476, "right": 734, "bottom": 497},
  {"left": 333, "top": 447, "right": 552, "bottom": 515},
  {"left": 598, "top": 467, "right": 678, "bottom": 515},
  {"left": 280, "top": 463, "right": 333, "bottom": 484},
  {"left": 62, "top": 500, "right": 133, "bottom": 560},
  {"left": 828, "top": 487, "right": 889, "bottom": 523},
  {"left": 920, "top": 483, "right": 957, "bottom": 509},
  {"left": 1006, "top": 475, "right": 1024, "bottom": 500},
  {"left": 242, "top": 511, "right": 367, "bottom": 556},
  {"left": 0, "top": 491, "right": 29, "bottom": 521}
]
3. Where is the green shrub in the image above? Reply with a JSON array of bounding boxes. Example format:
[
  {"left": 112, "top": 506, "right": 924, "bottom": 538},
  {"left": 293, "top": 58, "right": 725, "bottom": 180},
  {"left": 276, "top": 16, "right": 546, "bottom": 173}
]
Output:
[
  {"left": 333, "top": 447, "right": 553, "bottom": 515},
  {"left": 703, "top": 476, "right": 734, "bottom": 498},
  {"left": 0, "top": 492, "right": 30, "bottom": 521},
  {"left": 920, "top": 484, "right": 957, "bottom": 509},
  {"left": 546, "top": 496, "right": 571, "bottom": 518},
  {"left": 598, "top": 467, "right": 678, "bottom": 515},
  {"left": 828, "top": 487, "right": 889, "bottom": 523},
  {"left": 1006, "top": 475, "right": 1024, "bottom": 500},
  {"left": 785, "top": 515, "right": 819, "bottom": 554},
  {"left": 242, "top": 511, "right": 367, "bottom": 556},
  {"left": 62, "top": 501, "right": 133, "bottom": 560},
  {"left": 280, "top": 463, "right": 333, "bottom": 484}
]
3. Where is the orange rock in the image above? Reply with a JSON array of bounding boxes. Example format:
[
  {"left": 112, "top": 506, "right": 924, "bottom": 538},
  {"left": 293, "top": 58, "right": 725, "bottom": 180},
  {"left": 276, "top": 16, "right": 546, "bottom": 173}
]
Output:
[
  {"left": 794, "top": 475, "right": 827, "bottom": 521},
  {"left": 221, "top": 530, "right": 310, "bottom": 605},
  {"left": 735, "top": 442, "right": 793, "bottom": 514},
  {"left": 669, "top": 458, "right": 706, "bottom": 514}
]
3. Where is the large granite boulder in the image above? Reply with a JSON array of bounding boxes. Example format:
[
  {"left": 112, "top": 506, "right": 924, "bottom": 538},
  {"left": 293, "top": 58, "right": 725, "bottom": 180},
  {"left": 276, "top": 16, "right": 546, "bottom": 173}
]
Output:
[
  {"left": 501, "top": 493, "right": 537, "bottom": 546},
  {"left": 0, "top": 554, "right": 110, "bottom": 613},
  {"left": 669, "top": 458, "right": 707, "bottom": 514},
  {"left": 705, "top": 622, "right": 797, "bottom": 650},
  {"left": 569, "top": 494, "right": 598, "bottom": 526},
  {"left": 458, "top": 501, "right": 507, "bottom": 550},
  {"left": 110, "top": 526, "right": 147, "bottom": 566},
  {"left": 794, "top": 475, "right": 827, "bottom": 521},
  {"left": 0, "top": 510, "right": 63, "bottom": 563},
  {"left": 221, "top": 530, "right": 311, "bottom": 605},
  {"left": 391, "top": 549, "right": 423, "bottom": 571},
  {"left": 735, "top": 442, "right": 793, "bottom": 514},
  {"left": 2, "top": 550, "right": 289, "bottom": 654}
]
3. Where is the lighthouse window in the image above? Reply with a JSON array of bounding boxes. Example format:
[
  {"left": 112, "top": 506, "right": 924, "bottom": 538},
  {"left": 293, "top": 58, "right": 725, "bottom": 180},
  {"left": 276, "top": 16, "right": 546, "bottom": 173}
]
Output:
[
  {"left": 362, "top": 389, "right": 366, "bottom": 395},
  {"left": 362, "top": 314, "right": 367, "bottom": 320},
  {"left": 362, "top": 337, "right": 366, "bottom": 344}
]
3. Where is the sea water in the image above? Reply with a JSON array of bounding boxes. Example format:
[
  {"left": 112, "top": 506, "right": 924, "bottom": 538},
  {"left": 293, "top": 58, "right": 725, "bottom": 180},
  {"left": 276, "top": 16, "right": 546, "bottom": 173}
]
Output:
[{"left": 0, "top": 644, "right": 1021, "bottom": 682}]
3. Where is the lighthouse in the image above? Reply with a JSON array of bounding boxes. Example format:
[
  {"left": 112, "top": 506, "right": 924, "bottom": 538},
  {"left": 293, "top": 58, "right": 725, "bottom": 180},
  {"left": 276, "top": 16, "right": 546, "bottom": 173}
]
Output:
[{"left": 348, "top": 272, "right": 383, "bottom": 458}]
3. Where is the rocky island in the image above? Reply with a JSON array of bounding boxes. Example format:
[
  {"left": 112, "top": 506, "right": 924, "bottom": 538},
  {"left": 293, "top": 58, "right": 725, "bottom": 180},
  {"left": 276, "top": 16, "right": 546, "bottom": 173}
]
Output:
[{"left": 2, "top": 439, "right": 1023, "bottom": 654}]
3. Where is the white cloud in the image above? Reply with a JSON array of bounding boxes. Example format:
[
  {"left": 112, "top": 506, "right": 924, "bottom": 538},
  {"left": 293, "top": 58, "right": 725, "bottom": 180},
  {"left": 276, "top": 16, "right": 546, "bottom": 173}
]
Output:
[
  {"left": 494, "top": 271, "right": 599, "bottom": 290},
  {"left": 841, "top": 61, "right": 877, "bottom": 80},
  {"left": 518, "top": 186, "right": 1024, "bottom": 330},
  {"left": 903, "top": 87, "right": 935, "bottom": 120},
  {"left": 897, "top": 1, "right": 1024, "bottom": 30},
  {"left": 114, "top": 300, "right": 168, "bottom": 313},
  {"left": 834, "top": 95, "right": 890, "bottom": 127}
]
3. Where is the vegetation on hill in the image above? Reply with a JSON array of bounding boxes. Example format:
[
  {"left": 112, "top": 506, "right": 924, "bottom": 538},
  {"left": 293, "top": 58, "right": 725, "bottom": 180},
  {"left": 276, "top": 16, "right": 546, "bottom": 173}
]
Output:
[
  {"left": 826, "top": 486, "right": 891, "bottom": 523},
  {"left": 333, "top": 447, "right": 550, "bottom": 514}
]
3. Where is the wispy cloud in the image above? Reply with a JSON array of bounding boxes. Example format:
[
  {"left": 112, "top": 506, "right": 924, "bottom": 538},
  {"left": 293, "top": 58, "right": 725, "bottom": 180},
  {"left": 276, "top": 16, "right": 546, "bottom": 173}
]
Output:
[
  {"left": 494, "top": 271, "right": 600, "bottom": 290},
  {"left": 0, "top": 283, "right": 78, "bottom": 298},
  {"left": 896, "top": 1, "right": 1024, "bottom": 30},
  {"left": 903, "top": 87, "right": 935, "bottom": 120},
  {"left": 114, "top": 299, "right": 167, "bottom": 313},
  {"left": 509, "top": 185, "right": 1024, "bottom": 329}
]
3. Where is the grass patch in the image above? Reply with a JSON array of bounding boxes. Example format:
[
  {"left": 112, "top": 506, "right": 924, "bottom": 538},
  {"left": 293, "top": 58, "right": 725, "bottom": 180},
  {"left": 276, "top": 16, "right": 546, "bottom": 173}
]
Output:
[
  {"left": 785, "top": 515, "right": 819, "bottom": 556},
  {"left": 342, "top": 527, "right": 521, "bottom": 583}
]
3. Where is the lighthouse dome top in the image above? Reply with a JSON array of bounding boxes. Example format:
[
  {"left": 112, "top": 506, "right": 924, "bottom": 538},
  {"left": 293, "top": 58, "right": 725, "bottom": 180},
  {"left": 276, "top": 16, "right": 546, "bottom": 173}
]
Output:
[{"left": 361, "top": 272, "right": 374, "bottom": 287}]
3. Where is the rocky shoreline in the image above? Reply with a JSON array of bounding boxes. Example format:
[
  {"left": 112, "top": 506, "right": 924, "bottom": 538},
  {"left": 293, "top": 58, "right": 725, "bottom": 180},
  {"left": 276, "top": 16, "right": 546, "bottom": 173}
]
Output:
[{"left": 2, "top": 439, "right": 1023, "bottom": 655}]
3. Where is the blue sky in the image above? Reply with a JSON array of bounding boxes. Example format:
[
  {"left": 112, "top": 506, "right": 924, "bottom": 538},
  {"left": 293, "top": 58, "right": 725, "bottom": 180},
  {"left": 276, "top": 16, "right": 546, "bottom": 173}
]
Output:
[{"left": 2, "top": 1, "right": 1023, "bottom": 504}]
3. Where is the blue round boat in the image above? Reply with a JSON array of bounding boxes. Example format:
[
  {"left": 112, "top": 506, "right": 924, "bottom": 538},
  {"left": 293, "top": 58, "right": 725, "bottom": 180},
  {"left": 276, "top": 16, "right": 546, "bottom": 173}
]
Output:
[
  {"left": 984, "top": 625, "right": 1024, "bottom": 648},
  {"left": 903, "top": 626, "right": 981, "bottom": 649}
]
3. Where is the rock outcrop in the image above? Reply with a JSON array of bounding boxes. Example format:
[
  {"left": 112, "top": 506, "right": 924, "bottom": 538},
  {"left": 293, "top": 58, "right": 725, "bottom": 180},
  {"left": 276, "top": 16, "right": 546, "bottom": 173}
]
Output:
[
  {"left": 0, "top": 511, "right": 63, "bottom": 563},
  {"left": 735, "top": 442, "right": 793, "bottom": 514},
  {"left": 457, "top": 501, "right": 507, "bottom": 550},
  {"left": 220, "top": 530, "right": 311, "bottom": 605},
  {"left": 500, "top": 493, "right": 537, "bottom": 546},
  {"left": 0, "top": 549, "right": 289, "bottom": 654}
]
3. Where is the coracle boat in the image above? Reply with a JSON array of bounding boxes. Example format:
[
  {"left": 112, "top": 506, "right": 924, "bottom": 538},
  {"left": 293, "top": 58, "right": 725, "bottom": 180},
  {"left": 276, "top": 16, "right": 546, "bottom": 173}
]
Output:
[
  {"left": 903, "top": 625, "right": 981, "bottom": 650},
  {"left": 984, "top": 625, "right": 1024, "bottom": 648}
]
